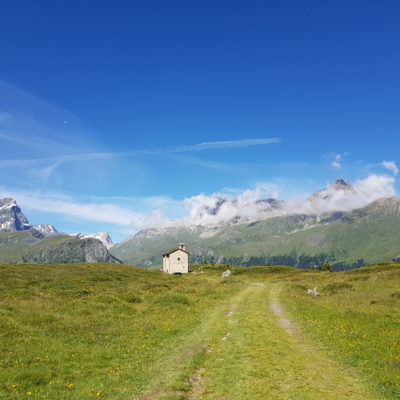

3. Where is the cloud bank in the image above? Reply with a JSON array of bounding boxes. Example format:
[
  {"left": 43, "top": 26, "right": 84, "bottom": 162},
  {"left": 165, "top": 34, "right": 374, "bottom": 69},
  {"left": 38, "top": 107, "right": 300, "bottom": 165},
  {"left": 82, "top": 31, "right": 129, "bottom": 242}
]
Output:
[
  {"left": 286, "top": 174, "right": 396, "bottom": 215},
  {"left": 1, "top": 173, "right": 397, "bottom": 236},
  {"left": 176, "top": 174, "right": 396, "bottom": 227}
]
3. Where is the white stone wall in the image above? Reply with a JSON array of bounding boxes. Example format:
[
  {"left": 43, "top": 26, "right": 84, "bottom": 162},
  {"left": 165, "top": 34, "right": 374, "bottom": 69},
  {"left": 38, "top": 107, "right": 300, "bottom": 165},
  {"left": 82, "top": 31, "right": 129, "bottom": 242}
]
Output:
[
  {"left": 163, "top": 249, "right": 188, "bottom": 274},
  {"left": 162, "top": 255, "right": 168, "bottom": 272}
]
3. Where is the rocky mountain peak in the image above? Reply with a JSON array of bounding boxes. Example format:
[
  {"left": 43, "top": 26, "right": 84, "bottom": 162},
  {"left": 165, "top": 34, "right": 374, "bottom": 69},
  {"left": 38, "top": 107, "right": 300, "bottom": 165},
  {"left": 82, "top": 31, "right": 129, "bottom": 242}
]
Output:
[
  {"left": 331, "top": 178, "right": 352, "bottom": 190},
  {"left": 70, "top": 231, "right": 114, "bottom": 249},
  {"left": 0, "top": 197, "right": 60, "bottom": 236},
  {"left": 0, "top": 197, "right": 31, "bottom": 232},
  {"left": 32, "top": 224, "right": 60, "bottom": 237},
  {"left": 308, "top": 178, "right": 355, "bottom": 203},
  {"left": 0, "top": 197, "right": 17, "bottom": 208}
]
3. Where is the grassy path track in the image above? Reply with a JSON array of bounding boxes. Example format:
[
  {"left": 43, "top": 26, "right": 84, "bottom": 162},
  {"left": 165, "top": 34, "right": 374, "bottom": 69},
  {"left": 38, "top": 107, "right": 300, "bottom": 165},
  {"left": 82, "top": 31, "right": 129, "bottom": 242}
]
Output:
[
  {"left": 177, "top": 282, "right": 379, "bottom": 400},
  {"left": 136, "top": 284, "right": 253, "bottom": 399}
]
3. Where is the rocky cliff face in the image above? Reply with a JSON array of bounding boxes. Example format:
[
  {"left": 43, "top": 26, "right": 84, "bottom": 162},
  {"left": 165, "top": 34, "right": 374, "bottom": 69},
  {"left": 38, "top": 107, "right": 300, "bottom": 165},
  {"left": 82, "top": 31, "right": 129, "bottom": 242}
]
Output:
[{"left": 0, "top": 198, "right": 31, "bottom": 232}]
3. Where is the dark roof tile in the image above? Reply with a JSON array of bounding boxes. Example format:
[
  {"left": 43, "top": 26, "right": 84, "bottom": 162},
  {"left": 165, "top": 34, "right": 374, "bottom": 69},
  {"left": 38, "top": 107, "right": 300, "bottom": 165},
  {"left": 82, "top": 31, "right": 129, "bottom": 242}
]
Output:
[{"left": 162, "top": 247, "right": 190, "bottom": 257}]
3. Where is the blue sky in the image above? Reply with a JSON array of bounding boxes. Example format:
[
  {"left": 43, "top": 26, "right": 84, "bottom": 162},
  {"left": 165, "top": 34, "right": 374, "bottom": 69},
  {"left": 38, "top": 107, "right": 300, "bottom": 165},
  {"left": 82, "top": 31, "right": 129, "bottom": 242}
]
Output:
[{"left": 0, "top": 1, "right": 399, "bottom": 242}]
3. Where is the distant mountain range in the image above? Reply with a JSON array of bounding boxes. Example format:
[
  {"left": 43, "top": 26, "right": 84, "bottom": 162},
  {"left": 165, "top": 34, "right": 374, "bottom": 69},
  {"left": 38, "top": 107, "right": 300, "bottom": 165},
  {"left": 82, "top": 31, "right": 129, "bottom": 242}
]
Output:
[
  {"left": 0, "top": 198, "right": 120, "bottom": 264},
  {"left": 110, "top": 180, "right": 400, "bottom": 270},
  {"left": 2, "top": 178, "right": 400, "bottom": 269}
]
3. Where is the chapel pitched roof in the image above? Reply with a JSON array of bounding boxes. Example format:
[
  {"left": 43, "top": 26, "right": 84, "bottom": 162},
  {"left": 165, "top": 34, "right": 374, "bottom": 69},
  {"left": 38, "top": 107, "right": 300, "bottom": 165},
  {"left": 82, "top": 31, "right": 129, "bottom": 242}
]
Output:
[{"left": 162, "top": 247, "right": 190, "bottom": 257}]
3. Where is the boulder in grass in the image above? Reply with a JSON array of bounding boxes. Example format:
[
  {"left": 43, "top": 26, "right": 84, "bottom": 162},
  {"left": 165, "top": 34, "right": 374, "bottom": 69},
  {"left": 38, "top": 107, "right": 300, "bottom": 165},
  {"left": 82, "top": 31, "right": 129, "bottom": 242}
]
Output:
[
  {"left": 222, "top": 270, "right": 232, "bottom": 278},
  {"left": 307, "top": 287, "right": 320, "bottom": 297}
]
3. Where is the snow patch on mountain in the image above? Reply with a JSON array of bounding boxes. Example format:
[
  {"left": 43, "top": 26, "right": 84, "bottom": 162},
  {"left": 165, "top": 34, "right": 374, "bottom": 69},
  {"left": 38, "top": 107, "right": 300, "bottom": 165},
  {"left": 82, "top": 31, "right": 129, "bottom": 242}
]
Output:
[
  {"left": 70, "top": 232, "right": 114, "bottom": 249},
  {"left": 31, "top": 224, "right": 60, "bottom": 237},
  {"left": 0, "top": 197, "right": 31, "bottom": 232}
]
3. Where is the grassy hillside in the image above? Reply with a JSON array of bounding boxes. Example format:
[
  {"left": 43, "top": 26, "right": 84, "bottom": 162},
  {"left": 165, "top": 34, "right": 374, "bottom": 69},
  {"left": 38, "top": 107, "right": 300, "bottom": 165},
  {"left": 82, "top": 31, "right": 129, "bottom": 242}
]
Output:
[
  {"left": 0, "top": 231, "right": 42, "bottom": 261},
  {"left": 111, "top": 198, "right": 400, "bottom": 269},
  {"left": 0, "top": 231, "right": 120, "bottom": 264},
  {"left": 0, "top": 262, "right": 399, "bottom": 399}
]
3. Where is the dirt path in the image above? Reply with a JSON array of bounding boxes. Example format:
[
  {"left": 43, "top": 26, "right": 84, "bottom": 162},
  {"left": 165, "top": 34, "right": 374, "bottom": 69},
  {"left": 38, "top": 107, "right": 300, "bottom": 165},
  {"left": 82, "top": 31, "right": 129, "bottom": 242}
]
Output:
[
  {"left": 269, "top": 301, "right": 299, "bottom": 335},
  {"left": 185, "top": 282, "right": 379, "bottom": 400},
  {"left": 138, "top": 282, "right": 380, "bottom": 400},
  {"left": 137, "top": 286, "right": 253, "bottom": 400}
]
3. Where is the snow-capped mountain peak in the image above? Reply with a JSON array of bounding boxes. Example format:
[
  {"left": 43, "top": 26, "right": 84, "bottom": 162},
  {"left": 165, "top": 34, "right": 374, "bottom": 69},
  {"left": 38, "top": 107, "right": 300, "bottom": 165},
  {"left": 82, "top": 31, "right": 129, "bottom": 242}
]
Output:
[
  {"left": 31, "top": 224, "right": 60, "bottom": 237},
  {"left": 0, "top": 197, "right": 31, "bottom": 232},
  {"left": 70, "top": 232, "right": 114, "bottom": 248}
]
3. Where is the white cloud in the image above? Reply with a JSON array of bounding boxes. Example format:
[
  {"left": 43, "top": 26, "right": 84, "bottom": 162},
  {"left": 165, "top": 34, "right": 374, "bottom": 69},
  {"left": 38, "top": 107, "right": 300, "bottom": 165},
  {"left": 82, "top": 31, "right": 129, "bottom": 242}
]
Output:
[
  {"left": 1, "top": 173, "right": 396, "bottom": 236},
  {"left": 0, "top": 189, "right": 163, "bottom": 230},
  {"left": 331, "top": 153, "right": 343, "bottom": 168},
  {"left": 0, "top": 183, "right": 284, "bottom": 232},
  {"left": 381, "top": 160, "right": 399, "bottom": 176},
  {"left": 286, "top": 174, "right": 396, "bottom": 215},
  {"left": 0, "top": 138, "right": 281, "bottom": 169},
  {"left": 173, "top": 182, "right": 285, "bottom": 226},
  {"left": 175, "top": 174, "right": 397, "bottom": 226}
]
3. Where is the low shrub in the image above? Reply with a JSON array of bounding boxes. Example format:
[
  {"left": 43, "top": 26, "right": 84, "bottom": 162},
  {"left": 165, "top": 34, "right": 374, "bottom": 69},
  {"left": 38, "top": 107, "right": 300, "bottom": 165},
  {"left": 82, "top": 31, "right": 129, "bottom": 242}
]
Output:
[{"left": 318, "top": 263, "right": 332, "bottom": 272}]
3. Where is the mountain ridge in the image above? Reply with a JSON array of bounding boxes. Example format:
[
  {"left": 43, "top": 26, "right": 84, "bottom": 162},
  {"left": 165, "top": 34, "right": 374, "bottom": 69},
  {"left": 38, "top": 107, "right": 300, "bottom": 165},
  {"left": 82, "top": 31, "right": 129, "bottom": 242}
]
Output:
[
  {"left": 2, "top": 179, "right": 399, "bottom": 269},
  {"left": 110, "top": 196, "right": 400, "bottom": 270}
]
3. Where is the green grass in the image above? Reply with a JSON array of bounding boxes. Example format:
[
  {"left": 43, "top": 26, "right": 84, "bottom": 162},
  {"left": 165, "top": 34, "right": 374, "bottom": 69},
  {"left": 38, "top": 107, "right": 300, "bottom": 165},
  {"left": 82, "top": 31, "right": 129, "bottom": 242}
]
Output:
[
  {"left": 194, "top": 284, "right": 375, "bottom": 399},
  {"left": 0, "top": 262, "right": 399, "bottom": 399},
  {"left": 280, "top": 264, "right": 400, "bottom": 399},
  {"left": 0, "top": 263, "right": 239, "bottom": 399}
]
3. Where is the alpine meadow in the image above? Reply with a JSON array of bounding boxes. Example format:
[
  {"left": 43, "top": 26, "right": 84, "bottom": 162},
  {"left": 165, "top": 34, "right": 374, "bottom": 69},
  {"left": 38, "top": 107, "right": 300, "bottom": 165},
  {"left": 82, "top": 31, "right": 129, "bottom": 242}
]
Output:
[
  {"left": 0, "top": 263, "right": 399, "bottom": 399},
  {"left": 1, "top": 1, "right": 400, "bottom": 399}
]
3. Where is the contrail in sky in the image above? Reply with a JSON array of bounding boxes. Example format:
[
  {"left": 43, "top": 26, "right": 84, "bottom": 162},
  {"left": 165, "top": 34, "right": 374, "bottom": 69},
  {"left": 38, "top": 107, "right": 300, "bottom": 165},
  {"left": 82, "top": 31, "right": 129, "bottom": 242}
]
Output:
[{"left": 0, "top": 137, "right": 281, "bottom": 168}]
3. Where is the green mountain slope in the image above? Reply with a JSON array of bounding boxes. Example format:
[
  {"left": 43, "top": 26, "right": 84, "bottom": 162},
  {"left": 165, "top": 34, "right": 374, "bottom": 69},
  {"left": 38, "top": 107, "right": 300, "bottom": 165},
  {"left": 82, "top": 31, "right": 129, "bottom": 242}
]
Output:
[
  {"left": 110, "top": 197, "right": 400, "bottom": 269},
  {"left": 0, "top": 230, "right": 122, "bottom": 264}
]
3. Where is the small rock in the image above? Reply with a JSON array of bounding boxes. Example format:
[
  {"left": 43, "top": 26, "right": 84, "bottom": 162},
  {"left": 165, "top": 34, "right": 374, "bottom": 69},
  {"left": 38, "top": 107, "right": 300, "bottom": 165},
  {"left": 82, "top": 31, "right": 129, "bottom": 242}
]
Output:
[
  {"left": 221, "top": 269, "right": 232, "bottom": 278},
  {"left": 307, "top": 287, "right": 320, "bottom": 297}
]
